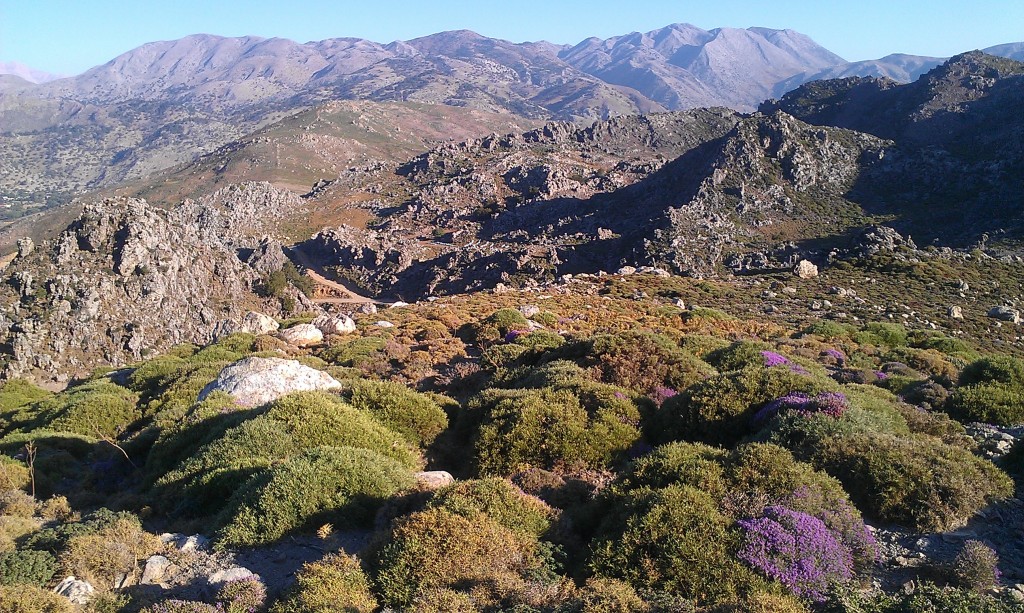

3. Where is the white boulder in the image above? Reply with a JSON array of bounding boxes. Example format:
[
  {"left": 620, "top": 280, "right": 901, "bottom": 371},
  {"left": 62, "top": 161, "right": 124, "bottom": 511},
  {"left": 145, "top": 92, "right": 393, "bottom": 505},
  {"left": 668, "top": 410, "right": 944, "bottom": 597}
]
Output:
[{"left": 197, "top": 357, "right": 341, "bottom": 408}]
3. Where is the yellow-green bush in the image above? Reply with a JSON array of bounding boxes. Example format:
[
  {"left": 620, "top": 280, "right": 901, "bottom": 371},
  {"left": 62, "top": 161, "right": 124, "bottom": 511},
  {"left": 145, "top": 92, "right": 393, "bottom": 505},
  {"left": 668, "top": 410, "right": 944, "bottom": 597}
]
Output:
[
  {"left": 155, "top": 391, "right": 419, "bottom": 518},
  {"left": 31, "top": 380, "right": 140, "bottom": 439},
  {"left": 651, "top": 365, "right": 831, "bottom": 446},
  {"left": 373, "top": 508, "right": 541, "bottom": 609},
  {"left": 588, "top": 484, "right": 757, "bottom": 603},
  {"left": 345, "top": 379, "right": 448, "bottom": 447},
  {"left": 60, "top": 512, "right": 161, "bottom": 590},
  {"left": 0, "top": 584, "right": 74, "bottom": 612},
  {"left": 216, "top": 446, "right": 414, "bottom": 548},
  {"left": 563, "top": 577, "right": 649, "bottom": 613},
  {"left": 471, "top": 386, "right": 639, "bottom": 475},
  {"left": 578, "top": 331, "right": 716, "bottom": 394},
  {"left": 426, "top": 478, "right": 554, "bottom": 537},
  {"left": 271, "top": 553, "right": 378, "bottom": 613}
]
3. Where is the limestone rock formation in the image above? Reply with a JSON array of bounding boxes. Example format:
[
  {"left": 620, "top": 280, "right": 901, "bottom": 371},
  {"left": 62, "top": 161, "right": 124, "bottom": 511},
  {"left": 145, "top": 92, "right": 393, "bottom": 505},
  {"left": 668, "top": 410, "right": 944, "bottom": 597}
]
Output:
[
  {"left": 0, "top": 198, "right": 277, "bottom": 384},
  {"left": 276, "top": 323, "right": 324, "bottom": 347},
  {"left": 197, "top": 357, "right": 341, "bottom": 408}
]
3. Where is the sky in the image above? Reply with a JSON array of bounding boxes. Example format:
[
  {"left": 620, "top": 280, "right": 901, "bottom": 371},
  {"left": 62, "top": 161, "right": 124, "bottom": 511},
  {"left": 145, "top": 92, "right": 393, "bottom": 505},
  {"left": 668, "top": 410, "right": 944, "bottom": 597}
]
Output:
[{"left": 1, "top": 0, "right": 1022, "bottom": 76}]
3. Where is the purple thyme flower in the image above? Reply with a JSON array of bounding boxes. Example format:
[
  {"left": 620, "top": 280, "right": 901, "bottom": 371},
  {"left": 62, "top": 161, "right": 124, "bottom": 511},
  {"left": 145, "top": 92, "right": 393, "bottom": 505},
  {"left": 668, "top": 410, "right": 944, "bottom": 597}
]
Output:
[
  {"left": 824, "top": 348, "right": 847, "bottom": 364},
  {"left": 738, "top": 505, "right": 854, "bottom": 602},
  {"left": 505, "top": 329, "right": 528, "bottom": 343},
  {"left": 761, "top": 350, "right": 791, "bottom": 368},
  {"left": 650, "top": 386, "right": 678, "bottom": 406}
]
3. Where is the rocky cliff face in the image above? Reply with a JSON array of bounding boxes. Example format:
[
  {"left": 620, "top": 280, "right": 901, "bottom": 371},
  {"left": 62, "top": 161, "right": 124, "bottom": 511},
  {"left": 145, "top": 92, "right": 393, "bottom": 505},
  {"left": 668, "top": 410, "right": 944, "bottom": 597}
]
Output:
[{"left": 0, "top": 198, "right": 280, "bottom": 385}]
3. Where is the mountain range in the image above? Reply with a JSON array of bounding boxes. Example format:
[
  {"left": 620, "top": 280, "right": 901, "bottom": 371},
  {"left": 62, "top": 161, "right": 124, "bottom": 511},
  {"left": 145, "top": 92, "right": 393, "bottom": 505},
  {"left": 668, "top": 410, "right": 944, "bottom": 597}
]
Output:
[{"left": 2, "top": 23, "right": 1021, "bottom": 213}]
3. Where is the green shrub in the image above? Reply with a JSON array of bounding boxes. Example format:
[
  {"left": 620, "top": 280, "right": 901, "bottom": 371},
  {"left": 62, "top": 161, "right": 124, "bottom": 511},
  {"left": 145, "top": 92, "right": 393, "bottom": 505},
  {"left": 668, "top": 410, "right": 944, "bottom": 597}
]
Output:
[
  {"left": 0, "top": 431, "right": 97, "bottom": 499},
  {"left": 948, "top": 383, "right": 1024, "bottom": 426},
  {"left": 588, "top": 484, "right": 757, "bottom": 603},
  {"left": 706, "top": 341, "right": 775, "bottom": 372},
  {"left": 156, "top": 391, "right": 419, "bottom": 518},
  {"left": 708, "top": 591, "right": 810, "bottom": 613},
  {"left": 345, "top": 379, "right": 448, "bottom": 447},
  {"left": 0, "top": 549, "right": 57, "bottom": 586},
  {"left": 426, "top": 478, "right": 554, "bottom": 537},
  {"left": 0, "top": 490, "right": 35, "bottom": 518},
  {"left": 470, "top": 309, "right": 529, "bottom": 344},
  {"left": 854, "top": 322, "right": 908, "bottom": 347},
  {"left": 563, "top": 577, "right": 650, "bottom": 613},
  {"left": 650, "top": 365, "right": 830, "bottom": 446},
  {"left": 951, "top": 540, "right": 1001, "bottom": 592},
  {"left": 34, "top": 380, "right": 140, "bottom": 439},
  {"left": 580, "top": 331, "right": 716, "bottom": 394},
  {"left": 765, "top": 415, "right": 1013, "bottom": 531},
  {"left": 471, "top": 386, "right": 639, "bottom": 475},
  {"left": 215, "top": 576, "right": 268, "bottom": 613},
  {"left": 24, "top": 508, "right": 137, "bottom": 553},
  {"left": 271, "top": 553, "right": 377, "bottom": 613},
  {"left": 0, "top": 584, "right": 74, "bottom": 612},
  {"left": 373, "top": 508, "right": 541, "bottom": 609},
  {"left": 801, "top": 321, "right": 854, "bottom": 341},
  {"left": 316, "top": 336, "right": 388, "bottom": 369},
  {"left": 678, "top": 334, "right": 731, "bottom": 359},
  {"left": 0, "top": 379, "right": 51, "bottom": 413},
  {"left": 217, "top": 446, "right": 414, "bottom": 548}
]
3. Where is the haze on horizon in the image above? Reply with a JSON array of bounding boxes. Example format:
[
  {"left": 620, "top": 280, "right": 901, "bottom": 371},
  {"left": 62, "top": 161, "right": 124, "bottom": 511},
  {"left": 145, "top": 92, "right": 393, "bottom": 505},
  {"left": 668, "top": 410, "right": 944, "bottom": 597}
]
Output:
[{"left": 1, "top": 0, "right": 1021, "bottom": 76}]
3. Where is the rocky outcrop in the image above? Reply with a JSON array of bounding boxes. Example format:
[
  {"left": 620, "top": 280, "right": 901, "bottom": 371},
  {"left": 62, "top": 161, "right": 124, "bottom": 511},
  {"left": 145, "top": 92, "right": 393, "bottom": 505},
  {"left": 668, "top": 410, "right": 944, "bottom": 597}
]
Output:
[
  {"left": 197, "top": 357, "right": 341, "bottom": 408},
  {"left": 0, "top": 198, "right": 277, "bottom": 384}
]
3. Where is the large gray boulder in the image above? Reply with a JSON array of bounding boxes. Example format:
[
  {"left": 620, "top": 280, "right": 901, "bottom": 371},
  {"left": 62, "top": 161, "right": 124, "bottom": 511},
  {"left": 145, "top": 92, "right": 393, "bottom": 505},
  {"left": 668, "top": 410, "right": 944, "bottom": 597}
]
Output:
[
  {"left": 53, "top": 576, "right": 95, "bottom": 604},
  {"left": 276, "top": 323, "right": 323, "bottom": 347},
  {"left": 312, "top": 313, "right": 357, "bottom": 336},
  {"left": 197, "top": 357, "right": 341, "bottom": 408}
]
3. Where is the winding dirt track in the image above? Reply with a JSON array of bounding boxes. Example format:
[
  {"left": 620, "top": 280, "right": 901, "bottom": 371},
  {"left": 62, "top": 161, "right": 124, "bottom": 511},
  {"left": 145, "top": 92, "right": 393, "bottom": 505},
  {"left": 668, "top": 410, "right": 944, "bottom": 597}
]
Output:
[{"left": 288, "top": 246, "right": 377, "bottom": 304}]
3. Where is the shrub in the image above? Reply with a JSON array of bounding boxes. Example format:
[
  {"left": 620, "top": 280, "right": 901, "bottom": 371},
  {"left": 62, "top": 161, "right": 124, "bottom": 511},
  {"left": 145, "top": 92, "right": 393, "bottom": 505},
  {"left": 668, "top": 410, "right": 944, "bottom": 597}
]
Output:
[
  {"left": 765, "top": 416, "right": 1013, "bottom": 531},
  {"left": 156, "top": 391, "right": 419, "bottom": 518},
  {"left": 651, "top": 365, "right": 830, "bottom": 446},
  {"left": 345, "top": 379, "right": 448, "bottom": 447},
  {"left": 0, "top": 458, "right": 29, "bottom": 491},
  {"left": 737, "top": 506, "right": 854, "bottom": 602},
  {"left": 563, "top": 577, "right": 649, "bottom": 613},
  {"left": 947, "top": 383, "right": 1024, "bottom": 426},
  {"left": 60, "top": 512, "right": 161, "bottom": 590},
  {"left": 0, "top": 379, "right": 51, "bottom": 412},
  {"left": 35, "top": 380, "right": 140, "bottom": 439},
  {"left": 472, "top": 309, "right": 530, "bottom": 345},
  {"left": 582, "top": 331, "right": 716, "bottom": 394},
  {"left": 0, "top": 584, "right": 74, "bottom": 612},
  {"left": 951, "top": 540, "right": 1001, "bottom": 592},
  {"left": 270, "top": 553, "right": 377, "bottom": 613},
  {"left": 217, "top": 446, "right": 414, "bottom": 548},
  {"left": 426, "top": 478, "right": 554, "bottom": 537},
  {"left": 0, "top": 549, "right": 57, "bottom": 586},
  {"left": 0, "top": 490, "right": 35, "bottom": 518},
  {"left": 373, "top": 508, "right": 541, "bottom": 609},
  {"left": 706, "top": 341, "right": 776, "bottom": 371},
  {"left": 141, "top": 601, "right": 219, "bottom": 613},
  {"left": 708, "top": 591, "right": 810, "bottom": 612},
  {"left": 588, "top": 484, "right": 757, "bottom": 602},
  {"left": 472, "top": 387, "right": 638, "bottom": 475},
  {"left": 215, "top": 576, "right": 268, "bottom": 613},
  {"left": 854, "top": 322, "right": 908, "bottom": 348}
]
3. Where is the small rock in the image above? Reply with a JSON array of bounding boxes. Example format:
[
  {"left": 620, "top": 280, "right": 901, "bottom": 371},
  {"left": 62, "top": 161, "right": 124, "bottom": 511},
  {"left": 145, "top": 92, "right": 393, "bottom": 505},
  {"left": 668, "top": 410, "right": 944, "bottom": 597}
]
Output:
[
  {"left": 141, "top": 555, "right": 172, "bottom": 585},
  {"left": 674, "top": 299, "right": 686, "bottom": 309},
  {"left": 782, "top": 287, "right": 798, "bottom": 295},
  {"left": 519, "top": 305, "right": 540, "bottom": 318},
  {"left": 53, "top": 576, "right": 95, "bottom": 604},
  {"left": 358, "top": 303, "right": 378, "bottom": 315},
  {"left": 389, "top": 301, "right": 410, "bottom": 308},
  {"left": 375, "top": 321, "right": 395, "bottom": 328},
  {"left": 312, "top": 314, "right": 357, "bottom": 336},
  {"left": 16, "top": 237, "right": 33, "bottom": 258},
  {"left": 948, "top": 305, "right": 964, "bottom": 319},
  {"left": 208, "top": 567, "right": 257, "bottom": 585},
  {"left": 793, "top": 260, "right": 818, "bottom": 279},
  {"left": 239, "top": 312, "right": 280, "bottom": 335},
  {"left": 616, "top": 266, "right": 637, "bottom": 275},
  {"left": 988, "top": 306, "right": 1021, "bottom": 324},
  {"left": 276, "top": 323, "right": 324, "bottom": 347},
  {"left": 415, "top": 471, "right": 455, "bottom": 490}
]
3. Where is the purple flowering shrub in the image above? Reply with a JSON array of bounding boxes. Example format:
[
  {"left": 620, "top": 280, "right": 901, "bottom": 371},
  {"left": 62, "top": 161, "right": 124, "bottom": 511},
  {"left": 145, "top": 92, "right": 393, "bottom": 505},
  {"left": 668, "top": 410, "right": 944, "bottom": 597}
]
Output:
[
  {"left": 823, "top": 348, "right": 847, "bottom": 365},
  {"left": 215, "top": 576, "right": 267, "bottom": 613},
  {"left": 650, "top": 386, "right": 678, "bottom": 407},
  {"left": 737, "top": 505, "right": 854, "bottom": 601},
  {"left": 753, "top": 391, "right": 849, "bottom": 424},
  {"left": 786, "top": 486, "right": 877, "bottom": 570},
  {"left": 143, "top": 601, "right": 222, "bottom": 613}
]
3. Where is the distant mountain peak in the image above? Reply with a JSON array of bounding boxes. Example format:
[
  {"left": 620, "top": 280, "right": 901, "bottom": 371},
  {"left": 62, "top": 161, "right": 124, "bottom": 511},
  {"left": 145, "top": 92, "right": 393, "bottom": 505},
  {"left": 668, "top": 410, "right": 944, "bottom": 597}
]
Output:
[{"left": 0, "top": 61, "right": 65, "bottom": 84}]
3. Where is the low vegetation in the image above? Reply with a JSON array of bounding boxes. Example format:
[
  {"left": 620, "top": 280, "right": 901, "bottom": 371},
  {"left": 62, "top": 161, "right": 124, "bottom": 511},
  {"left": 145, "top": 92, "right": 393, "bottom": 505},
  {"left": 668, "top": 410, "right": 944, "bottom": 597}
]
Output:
[{"left": 0, "top": 270, "right": 1020, "bottom": 611}]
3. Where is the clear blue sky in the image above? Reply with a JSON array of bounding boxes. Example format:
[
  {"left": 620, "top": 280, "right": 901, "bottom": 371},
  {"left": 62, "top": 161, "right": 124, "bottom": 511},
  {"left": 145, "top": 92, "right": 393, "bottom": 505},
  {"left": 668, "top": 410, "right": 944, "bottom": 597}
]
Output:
[{"left": 2, "top": 0, "right": 1022, "bottom": 76}]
